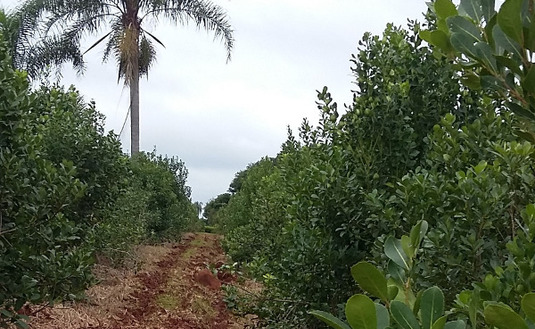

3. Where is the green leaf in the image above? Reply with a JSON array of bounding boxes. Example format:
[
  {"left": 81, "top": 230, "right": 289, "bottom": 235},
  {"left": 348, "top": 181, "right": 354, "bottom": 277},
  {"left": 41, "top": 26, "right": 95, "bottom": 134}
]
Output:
[
  {"left": 497, "top": 0, "right": 524, "bottom": 44},
  {"left": 474, "top": 160, "right": 488, "bottom": 174},
  {"left": 447, "top": 16, "right": 483, "bottom": 43},
  {"left": 443, "top": 320, "right": 466, "bottom": 329},
  {"left": 388, "top": 260, "right": 406, "bottom": 283},
  {"left": 526, "top": 10, "right": 535, "bottom": 51},
  {"left": 461, "top": 72, "right": 482, "bottom": 90},
  {"left": 409, "top": 220, "right": 428, "bottom": 256},
  {"left": 516, "top": 129, "right": 535, "bottom": 143},
  {"left": 391, "top": 301, "right": 421, "bottom": 329},
  {"left": 15, "top": 319, "right": 29, "bottom": 329},
  {"left": 420, "top": 287, "right": 445, "bottom": 329},
  {"left": 522, "top": 65, "right": 535, "bottom": 95},
  {"left": 495, "top": 55, "right": 522, "bottom": 75},
  {"left": 388, "top": 283, "right": 400, "bottom": 300},
  {"left": 474, "top": 42, "right": 497, "bottom": 72},
  {"left": 450, "top": 32, "right": 478, "bottom": 57},
  {"left": 431, "top": 316, "right": 448, "bottom": 329},
  {"left": 376, "top": 303, "right": 390, "bottom": 329},
  {"left": 522, "top": 293, "right": 535, "bottom": 323},
  {"left": 459, "top": 0, "right": 483, "bottom": 22},
  {"left": 481, "top": 75, "right": 506, "bottom": 91},
  {"left": 401, "top": 235, "right": 414, "bottom": 259},
  {"left": 435, "top": 0, "right": 458, "bottom": 19},
  {"left": 351, "top": 261, "right": 390, "bottom": 302},
  {"left": 493, "top": 24, "right": 523, "bottom": 58},
  {"left": 482, "top": 0, "right": 496, "bottom": 22},
  {"left": 507, "top": 102, "right": 535, "bottom": 121},
  {"left": 431, "top": 30, "right": 453, "bottom": 53},
  {"left": 484, "top": 302, "right": 529, "bottom": 329},
  {"left": 346, "top": 294, "right": 377, "bottom": 329},
  {"left": 310, "top": 310, "right": 352, "bottom": 329},
  {"left": 385, "top": 236, "right": 411, "bottom": 270}
]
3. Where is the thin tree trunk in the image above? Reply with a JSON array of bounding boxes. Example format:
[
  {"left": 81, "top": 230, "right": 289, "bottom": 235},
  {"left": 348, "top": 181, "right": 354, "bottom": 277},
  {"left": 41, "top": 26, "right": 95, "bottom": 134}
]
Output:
[
  {"left": 130, "top": 35, "right": 140, "bottom": 155},
  {"left": 130, "top": 69, "right": 140, "bottom": 154}
]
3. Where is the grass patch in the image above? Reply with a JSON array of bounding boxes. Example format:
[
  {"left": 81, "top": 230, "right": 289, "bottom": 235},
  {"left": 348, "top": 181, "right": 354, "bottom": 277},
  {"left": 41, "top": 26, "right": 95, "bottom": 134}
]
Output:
[
  {"left": 156, "top": 294, "right": 179, "bottom": 310},
  {"left": 190, "top": 238, "right": 208, "bottom": 247},
  {"left": 180, "top": 247, "right": 197, "bottom": 260},
  {"left": 191, "top": 296, "right": 216, "bottom": 319}
]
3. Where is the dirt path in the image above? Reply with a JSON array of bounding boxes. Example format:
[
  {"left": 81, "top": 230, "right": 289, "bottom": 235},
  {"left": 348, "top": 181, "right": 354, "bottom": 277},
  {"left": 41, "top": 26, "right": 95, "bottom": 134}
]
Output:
[{"left": 27, "top": 233, "right": 251, "bottom": 329}]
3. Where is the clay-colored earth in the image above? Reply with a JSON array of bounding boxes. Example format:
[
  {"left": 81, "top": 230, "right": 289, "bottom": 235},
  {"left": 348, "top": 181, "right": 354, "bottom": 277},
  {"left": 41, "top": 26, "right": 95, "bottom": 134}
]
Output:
[{"left": 24, "top": 233, "right": 255, "bottom": 329}]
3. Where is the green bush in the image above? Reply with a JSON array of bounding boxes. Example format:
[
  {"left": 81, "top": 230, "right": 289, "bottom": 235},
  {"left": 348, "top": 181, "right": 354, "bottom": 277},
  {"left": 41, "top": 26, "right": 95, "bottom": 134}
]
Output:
[{"left": 0, "top": 36, "right": 94, "bottom": 326}]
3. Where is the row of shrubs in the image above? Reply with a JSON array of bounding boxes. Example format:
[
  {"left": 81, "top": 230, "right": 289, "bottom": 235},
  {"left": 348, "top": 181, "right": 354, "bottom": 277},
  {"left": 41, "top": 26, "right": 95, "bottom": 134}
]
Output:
[
  {"left": 208, "top": 20, "right": 535, "bottom": 328},
  {"left": 0, "top": 36, "right": 200, "bottom": 326}
]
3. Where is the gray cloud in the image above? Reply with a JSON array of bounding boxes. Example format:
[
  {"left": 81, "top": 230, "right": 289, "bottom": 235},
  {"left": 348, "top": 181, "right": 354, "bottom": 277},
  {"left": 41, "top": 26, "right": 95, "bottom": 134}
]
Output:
[{"left": 1, "top": 0, "right": 429, "bottom": 203}]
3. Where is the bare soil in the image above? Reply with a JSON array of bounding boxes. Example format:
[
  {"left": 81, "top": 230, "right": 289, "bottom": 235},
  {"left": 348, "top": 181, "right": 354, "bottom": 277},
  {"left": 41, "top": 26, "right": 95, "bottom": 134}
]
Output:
[{"left": 25, "top": 233, "right": 254, "bottom": 329}]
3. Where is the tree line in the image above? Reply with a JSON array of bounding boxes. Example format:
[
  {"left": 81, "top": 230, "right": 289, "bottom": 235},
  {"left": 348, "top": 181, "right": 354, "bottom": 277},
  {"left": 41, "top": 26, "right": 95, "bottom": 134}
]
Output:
[{"left": 206, "top": 1, "right": 535, "bottom": 328}]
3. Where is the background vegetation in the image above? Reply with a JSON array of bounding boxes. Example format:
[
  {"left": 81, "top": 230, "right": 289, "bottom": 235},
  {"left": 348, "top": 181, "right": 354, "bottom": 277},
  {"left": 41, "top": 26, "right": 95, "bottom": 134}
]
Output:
[
  {"left": 212, "top": 2, "right": 535, "bottom": 328},
  {"left": 0, "top": 33, "right": 199, "bottom": 326}
]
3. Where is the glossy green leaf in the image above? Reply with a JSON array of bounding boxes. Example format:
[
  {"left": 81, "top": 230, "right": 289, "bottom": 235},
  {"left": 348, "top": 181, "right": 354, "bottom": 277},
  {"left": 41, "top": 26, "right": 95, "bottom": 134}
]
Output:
[
  {"left": 459, "top": 0, "right": 483, "bottom": 22},
  {"left": 523, "top": 65, "right": 535, "bottom": 95},
  {"left": 492, "top": 24, "right": 523, "bottom": 58},
  {"left": 435, "top": 0, "right": 458, "bottom": 19},
  {"left": 450, "top": 31, "right": 478, "bottom": 57},
  {"left": 431, "top": 316, "right": 448, "bottom": 329},
  {"left": 482, "top": 0, "right": 496, "bottom": 22},
  {"left": 526, "top": 11, "right": 535, "bottom": 51},
  {"left": 474, "top": 42, "right": 498, "bottom": 72},
  {"left": 346, "top": 294, "right": 377, "bottom": 329},
  {"left": 447, "top": 16, "right": 483, "bottom": 43},
  {"left": 391, "top": 301, "right": 421, "bottom": 329},
  {"left": 376, "top": 303, "right": 390, "bottom": 329},
  {"left": 443, "top": 320, "right": 466, "bottom": 329},
  {"left": 522, "top": 293, "right": 535, "bottom": 323},
  {"left": 474, "top": 160, "right": 488, "bottom": 174},
  {"left": 507, "top": 102, "right": 535, "bottom": 121},
  {"left": 310, "top": 310, "right": 352, "bottom": 329},
  {"left": 429, "top": 30, "right": 453, "bottom": 52},
  {"left": 481, "top": 75, "right": 506, "bottom": 91},
  {"left": 420, "top": 287, "right": 445, "bottom": 329},
  {"left": 516, "top": 129, "right": 535, "bottom": 143},
  {"left": 409, "top": 220, "right": 428, "bottom": 255},
  {"left": 351, "top": 261, "right": 389, "bottom": 302},
  {"left": 401, "top": 235, "right": 413, "bottom": 259},
  {"left": 385, "top": 236, "right": 411, "bottom": 270},
  {"left": 388, "top": 284, "right": 400, "bottom": 300},
  {"left": 484, "top": 302, "right": 529, "bottom": 329},
  {"left": 495, "top": 55, "right": 522, "bottom": 75},
  {"left": 497, "top": 0, "right": 524, "bottom": 44}
]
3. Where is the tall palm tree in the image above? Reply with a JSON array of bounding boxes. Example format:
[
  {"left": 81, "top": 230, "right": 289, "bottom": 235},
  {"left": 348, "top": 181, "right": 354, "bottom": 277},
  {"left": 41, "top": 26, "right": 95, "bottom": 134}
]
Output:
[{"left": 15, "top": 0, "right": 234, "bottom": 154}]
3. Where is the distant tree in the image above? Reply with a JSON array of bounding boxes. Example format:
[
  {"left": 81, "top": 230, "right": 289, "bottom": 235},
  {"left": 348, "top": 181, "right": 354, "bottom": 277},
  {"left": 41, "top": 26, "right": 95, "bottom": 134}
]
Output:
[
  {"left": 203, "top": 193, "right": 230, "bottom": 225},
  {"left": 228, "top": 170, "right": 247, "bottom": 194},
  {"left": 15, "top": 0, "right": 234, "bottom": 154}
]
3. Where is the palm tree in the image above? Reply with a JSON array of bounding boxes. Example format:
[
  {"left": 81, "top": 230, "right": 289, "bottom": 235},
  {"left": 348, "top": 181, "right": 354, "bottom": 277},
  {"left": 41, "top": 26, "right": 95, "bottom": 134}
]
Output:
[{"left": 15, "top": 0, "right": 234, "bottom": 154}]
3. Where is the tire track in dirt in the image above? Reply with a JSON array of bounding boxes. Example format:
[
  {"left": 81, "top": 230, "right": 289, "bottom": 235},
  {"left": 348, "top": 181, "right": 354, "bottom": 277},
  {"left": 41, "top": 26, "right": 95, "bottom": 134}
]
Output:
[{"left": 26, "top": 233, "right": 249, "bottom": 329}]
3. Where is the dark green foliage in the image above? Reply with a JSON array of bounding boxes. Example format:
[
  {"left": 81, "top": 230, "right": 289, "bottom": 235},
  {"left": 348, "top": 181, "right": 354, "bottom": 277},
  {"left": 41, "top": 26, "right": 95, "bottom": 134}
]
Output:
[
  {"left": 203, "top": 193, "right": 231, "bottom": 226},
  {"left": 128, "top": 151, "right": 198, "bottom": 241},
  {"left": 217, "top": 22, "right": 529, "bottom": 328},
  {"left": 0, "top": 36, "right": 93, "bottom": 326},
  {"left": 0, "top": 32, "right": 198, "bottom": 326}
]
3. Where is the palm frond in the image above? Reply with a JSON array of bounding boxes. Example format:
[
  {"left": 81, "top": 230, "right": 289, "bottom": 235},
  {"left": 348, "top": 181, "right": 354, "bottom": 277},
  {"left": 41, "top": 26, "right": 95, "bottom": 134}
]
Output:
[{"left": 143, "top": 0, "right": 234, "bottom": 62}]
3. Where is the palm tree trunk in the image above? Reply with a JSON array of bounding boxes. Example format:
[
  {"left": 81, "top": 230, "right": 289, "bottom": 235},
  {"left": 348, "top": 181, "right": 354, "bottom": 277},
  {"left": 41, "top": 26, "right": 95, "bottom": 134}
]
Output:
[
  {"left": 130, "top": 64, "right": 140, "bottom": 155},
  {"left": 130, "top": 35, "right": 140, "bottom": 155}
]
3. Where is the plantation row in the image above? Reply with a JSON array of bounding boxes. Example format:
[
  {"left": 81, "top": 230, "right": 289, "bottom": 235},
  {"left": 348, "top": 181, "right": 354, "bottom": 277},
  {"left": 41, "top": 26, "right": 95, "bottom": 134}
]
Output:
[
  {"left": 206, "top": 2, "right": 535, "bottom": 328},
  {"left": 0, "top": 37, "right": 201, "bottom": 326}
]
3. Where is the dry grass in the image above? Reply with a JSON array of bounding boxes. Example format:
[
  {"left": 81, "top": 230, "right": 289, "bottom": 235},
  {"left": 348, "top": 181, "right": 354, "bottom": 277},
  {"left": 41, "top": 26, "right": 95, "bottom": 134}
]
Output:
[{"left": 25, "top": 244, "right": 175, "bottom": 329}]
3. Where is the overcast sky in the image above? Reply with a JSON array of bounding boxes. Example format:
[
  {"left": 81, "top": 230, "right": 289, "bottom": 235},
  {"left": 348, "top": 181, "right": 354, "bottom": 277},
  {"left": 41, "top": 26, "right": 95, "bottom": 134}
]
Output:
[{"left": 1, "top": 0, "right": 429, "bottom": 204}]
